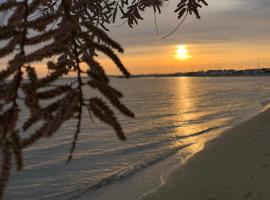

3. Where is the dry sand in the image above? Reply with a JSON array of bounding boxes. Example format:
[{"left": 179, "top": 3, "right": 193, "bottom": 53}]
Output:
[{"left": 143, "top": 109, "right": 270, "bottom": 200}]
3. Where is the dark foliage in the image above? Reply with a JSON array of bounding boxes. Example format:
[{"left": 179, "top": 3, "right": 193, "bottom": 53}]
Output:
[{"left": 0, "top": 0, "right": 207, "bottom": 199}]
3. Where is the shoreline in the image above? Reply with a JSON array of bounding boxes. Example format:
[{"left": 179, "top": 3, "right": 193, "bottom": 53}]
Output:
[
  {"left": 112, "top": 74, "right": 270, "bottom": 79},
  {"left": 142, "top": 109, "right": 270, "bottom": 200}
]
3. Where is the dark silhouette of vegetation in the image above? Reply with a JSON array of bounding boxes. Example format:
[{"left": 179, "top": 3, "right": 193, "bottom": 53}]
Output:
[{"left": 0, "top": 0, "right": 207, "bottom": 199}]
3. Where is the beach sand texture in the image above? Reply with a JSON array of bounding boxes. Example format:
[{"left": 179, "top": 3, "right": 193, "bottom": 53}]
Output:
[{"left": 143, "top": 109, "right": 270, "bottom": 200}]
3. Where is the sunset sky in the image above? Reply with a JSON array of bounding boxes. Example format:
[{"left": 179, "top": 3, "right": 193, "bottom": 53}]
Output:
[
  {"left": 0, "top": 0, "right": 270, "bottom": 76},
  {"left": 100, "top": 0, "right": 270, "bottom": 75}
]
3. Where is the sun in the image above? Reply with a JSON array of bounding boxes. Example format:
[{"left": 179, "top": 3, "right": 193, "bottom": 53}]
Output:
[{"left": 175, "top": 45, "right": 191, "bottom": 60}]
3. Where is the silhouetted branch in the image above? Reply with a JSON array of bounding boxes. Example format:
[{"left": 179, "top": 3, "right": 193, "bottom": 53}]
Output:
[{"left": 0, "top": 0, "right": 207, "bottom": 199}]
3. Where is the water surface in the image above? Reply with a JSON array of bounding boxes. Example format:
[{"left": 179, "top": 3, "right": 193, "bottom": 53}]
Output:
[{"left": 6, "top": 77, "right": 270, "bottom": 200}]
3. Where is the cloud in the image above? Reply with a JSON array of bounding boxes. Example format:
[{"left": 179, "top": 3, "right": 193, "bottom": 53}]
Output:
[{"left": 108, "top": 0, "right": 270, "bottom": 48}]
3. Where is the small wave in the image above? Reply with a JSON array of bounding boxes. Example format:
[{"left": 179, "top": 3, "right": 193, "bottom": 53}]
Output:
[
  {"left": 65, "top": 143, "right": 193, "bottom": 200},
  {"left": 174, "top": 125, "right": 229, "bottom": 140},
  {"left": 50, "top": 126, "right": 224, "bottom": 199},
  {"left": 261, "top": 99, "right": 270, "bottom": 111},
  {"left": 262, "top": 86, "right": 270, "bottom": 90},
  {"left": 111, "top": 141, "right": 168, "bottom": 156},
  {"left": 106, "top": 125, "right": 227, "bottom": 156},
  {"left": 108, "top": 125, "right": 227, "bottom": 156}
]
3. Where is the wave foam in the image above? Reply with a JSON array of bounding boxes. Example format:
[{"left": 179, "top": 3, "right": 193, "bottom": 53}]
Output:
[{"left": 66, "top": 143, "right": 193, "bottom": 200}]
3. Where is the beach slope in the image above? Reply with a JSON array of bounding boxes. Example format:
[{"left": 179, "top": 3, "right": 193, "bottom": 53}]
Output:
[{"left": 143, "top": 109, "right": 270, "bottom": 200}]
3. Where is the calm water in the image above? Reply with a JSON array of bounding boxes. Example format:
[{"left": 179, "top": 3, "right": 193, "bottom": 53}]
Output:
[{"left": 6, "top": 77, "right": 270, "bottom": 200}]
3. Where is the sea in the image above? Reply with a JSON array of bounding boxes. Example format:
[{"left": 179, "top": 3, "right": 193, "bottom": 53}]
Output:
[{"left": 6, "top": 76, "right": 270, "bottom": 200}]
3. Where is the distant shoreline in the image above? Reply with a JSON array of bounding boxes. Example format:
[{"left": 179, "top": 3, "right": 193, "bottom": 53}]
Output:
[{"left": 111, "top": 68, "right": 270, "bottom": 78}]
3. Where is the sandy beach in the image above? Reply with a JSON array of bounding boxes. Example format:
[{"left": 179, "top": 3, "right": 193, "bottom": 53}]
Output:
[{"left": 143, "top": 109, "right": 270, "bottom": 200}]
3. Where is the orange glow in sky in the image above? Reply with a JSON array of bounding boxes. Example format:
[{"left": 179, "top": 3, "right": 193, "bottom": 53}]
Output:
[
  {"left": 98, "top": 41, "right": 270, "bottom": 75},
  {"left": 96, "top": 0, "right": 270, "bottom": 75},
  {"left": 1, "top": 1, "right": 270, "bottom": 77}
]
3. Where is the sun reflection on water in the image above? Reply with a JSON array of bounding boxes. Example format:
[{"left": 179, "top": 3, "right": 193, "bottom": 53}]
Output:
[
  {"left": 174, "top": 78, "right": 205, "bottom": 157},
  {"left": 171, "top": 77, "right": 228, "bottom": 161}
]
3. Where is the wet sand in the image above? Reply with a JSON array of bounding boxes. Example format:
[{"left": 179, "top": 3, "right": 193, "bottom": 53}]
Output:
[{"left": 143, "top": 109, "right": 270, "bottom": 200}]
